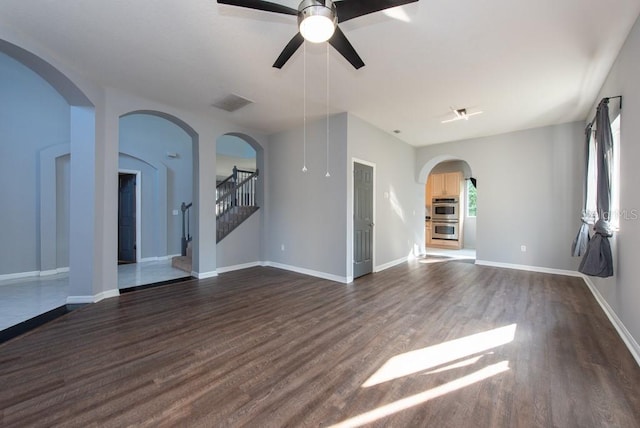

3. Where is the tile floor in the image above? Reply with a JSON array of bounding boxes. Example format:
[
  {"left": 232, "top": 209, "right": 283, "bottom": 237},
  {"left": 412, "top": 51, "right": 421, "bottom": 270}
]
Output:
[
  {"left": 425, "top": 246, "right": 476, "bottom": 259},
  {"left": 0, "top": 260, "right": 190, "bottom": 331}
]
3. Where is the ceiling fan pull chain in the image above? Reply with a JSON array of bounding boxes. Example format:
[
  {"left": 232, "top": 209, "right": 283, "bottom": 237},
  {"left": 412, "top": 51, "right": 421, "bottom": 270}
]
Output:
[
  {"left": 302, "top": 39, "right": 308, "bottom": 173},
  {"left": 325, "top": 41, "right": 330, "bottom": 178}
]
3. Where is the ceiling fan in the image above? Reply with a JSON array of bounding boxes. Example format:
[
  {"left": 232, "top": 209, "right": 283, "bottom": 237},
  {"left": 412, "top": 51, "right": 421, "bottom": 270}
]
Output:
[
  {"left": 441, "top": 108, "right": 483, "bottom": 124},
  {"left": 217, "top": 0, "right": 419, "bottom": 69}
]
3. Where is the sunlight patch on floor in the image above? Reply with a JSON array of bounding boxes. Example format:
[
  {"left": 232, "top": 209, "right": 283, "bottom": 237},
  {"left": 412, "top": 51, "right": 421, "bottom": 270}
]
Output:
[
  {"left": 362, "top": 324, "right": 516, "bottom": 387},
  {"left": 330, "top": 361, "right": 510, "bottom": 428}
]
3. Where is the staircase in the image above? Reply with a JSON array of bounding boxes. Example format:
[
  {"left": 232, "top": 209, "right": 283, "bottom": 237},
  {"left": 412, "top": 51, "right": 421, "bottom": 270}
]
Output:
[
  {"left": 171, "top": 239, "right": 192, "bottom": 273},
  {"left": 217, "top": 205, "right": 259, "bottom": 242},
  {"left": 216, "top": 166, "right": 260, "bottom": 243},
  {"left": 172, "top": 166, "right": 259, "bottom": 273},
  {"left": 171, "top": 201, "right": 193, "bottom": 273}
]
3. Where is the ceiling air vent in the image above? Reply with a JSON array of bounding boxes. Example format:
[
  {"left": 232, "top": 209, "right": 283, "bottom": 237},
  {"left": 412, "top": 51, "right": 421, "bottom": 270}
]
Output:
[{"left": 211, "top": 94, "right": 253, "bottom": 112}]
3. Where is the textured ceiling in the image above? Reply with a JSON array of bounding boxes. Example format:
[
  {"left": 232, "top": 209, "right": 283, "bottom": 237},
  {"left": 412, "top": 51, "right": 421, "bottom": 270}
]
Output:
[{"left": 1, "top": 0, "right": 639, "bottom": 146}]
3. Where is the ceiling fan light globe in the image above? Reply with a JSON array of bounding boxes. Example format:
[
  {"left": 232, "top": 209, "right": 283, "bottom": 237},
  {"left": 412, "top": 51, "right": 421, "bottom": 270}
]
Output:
[
  {"left": 298, "top": 1, "right": 337, "bottom": 43},
  {"left": 300, "top": 15, "right": 335, "bottom": 43}
]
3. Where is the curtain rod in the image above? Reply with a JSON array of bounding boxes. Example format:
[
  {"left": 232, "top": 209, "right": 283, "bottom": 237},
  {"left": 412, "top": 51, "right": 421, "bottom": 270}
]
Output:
[
  {"left": 607, "top": 95, "right": 623, "bottom": 109},
  {"left": 587, "top": 95, "right": 622, "bottom": 128}
]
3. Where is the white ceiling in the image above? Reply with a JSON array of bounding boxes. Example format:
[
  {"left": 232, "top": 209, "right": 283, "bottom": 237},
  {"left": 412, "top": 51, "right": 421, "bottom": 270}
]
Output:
[{"left": 1, "top": 0, "right": 639, "bottom": 146}]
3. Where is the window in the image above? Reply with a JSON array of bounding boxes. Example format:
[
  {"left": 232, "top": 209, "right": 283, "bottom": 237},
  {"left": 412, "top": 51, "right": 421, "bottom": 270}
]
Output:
[
  {"left": 467, "top": 179, "right": 477, "bottom": 217},
  {"left": 585, "top": 113, "right": 620, "bottom": 229},
  {"left": 610, "top": 114, "right": 621, "bottom": 229}
]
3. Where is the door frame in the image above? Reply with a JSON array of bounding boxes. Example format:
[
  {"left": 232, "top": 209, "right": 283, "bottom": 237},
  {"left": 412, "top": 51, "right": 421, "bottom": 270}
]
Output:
[
  {"left": 350, "top": 158, "right": 376, "bottom": 281},
  {"left": 119, "top": 169, "right": 142, "bottom": 263}
]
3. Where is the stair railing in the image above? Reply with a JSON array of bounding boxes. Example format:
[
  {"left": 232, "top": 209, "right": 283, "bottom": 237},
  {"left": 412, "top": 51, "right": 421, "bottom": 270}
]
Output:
[
  {"left": 216, "top": 166, "right": 259, "bottom": 219},
  {"left": 180, "top": 202, "right": 192, "bottom": 256}
]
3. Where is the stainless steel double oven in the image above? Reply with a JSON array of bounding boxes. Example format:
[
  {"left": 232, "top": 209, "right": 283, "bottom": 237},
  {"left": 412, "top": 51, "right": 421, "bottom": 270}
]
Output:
[{"left": 431, "top": 197, "right": 459, "bottom": 241}]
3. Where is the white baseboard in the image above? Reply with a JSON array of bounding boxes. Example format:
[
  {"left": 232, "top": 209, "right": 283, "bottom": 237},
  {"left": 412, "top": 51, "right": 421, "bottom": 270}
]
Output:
[
  {"left": 375, "top": 256, "right": 408, "bottom": 273},
  {"left": 66, "top": 295, "right": 93, "bottom": 304},
  {"left": 474, "top": 260, "right": 582, "bottom": 277},
  {"left": 474, "top": 259, "right": 640, "bottom": 367},
  {"left": 0, "top": 267, "right": 70, "bottom": 281},
  {"left": 40, "top": 267, "right": 70, "bottom": 276},
  {"left": 0, "top": 270, "right": 40, "bottom": 281},
  {"left": 264, "top": 262, "right": 349, "bottom": 284},
  {"left": 192, "top": 270, "right": 218, "bottom": 279},
  {"left": 67, "top": 288, "right": 120, "bottom": 304},
  {"left": 139, "top": 254, "right": 181, "bottom": 263},
  {"left": 95, "top": 289, "right": 120, "bottom": 302},
  {"left": 581, "top": 275, "right": 640, "bottom": 367},
  {"left": 217, "top": 262, "right": 262, "bottom": 274}
]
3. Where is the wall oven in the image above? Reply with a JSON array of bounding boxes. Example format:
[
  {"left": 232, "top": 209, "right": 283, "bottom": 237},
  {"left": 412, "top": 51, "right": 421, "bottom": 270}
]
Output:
[
  {"left": 432, "top": 197, "right": 459, "bottom": 221},
  {"left": 432, "top": 220, "right": 459, "bottom": 241}
]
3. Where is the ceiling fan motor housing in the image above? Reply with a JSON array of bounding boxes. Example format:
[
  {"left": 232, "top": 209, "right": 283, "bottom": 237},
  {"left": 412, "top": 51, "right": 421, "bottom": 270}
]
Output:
[{"left": 298, "top": 0, "right": 337, "bottom": 29}]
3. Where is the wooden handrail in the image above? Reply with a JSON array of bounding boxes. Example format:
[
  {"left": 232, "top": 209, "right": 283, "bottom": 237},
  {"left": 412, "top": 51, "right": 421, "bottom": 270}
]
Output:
[
  {"left": 216, "top": 170, "right": 258, "bottom": 203},
  {"left": 216, "top": 167, "right": 259, "bottom": 219}
]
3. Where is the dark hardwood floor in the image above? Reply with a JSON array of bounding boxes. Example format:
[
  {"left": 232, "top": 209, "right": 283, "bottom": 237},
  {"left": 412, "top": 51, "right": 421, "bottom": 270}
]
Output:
[{"left": 1, "top": 259, "right": 639, "bottom": 427}]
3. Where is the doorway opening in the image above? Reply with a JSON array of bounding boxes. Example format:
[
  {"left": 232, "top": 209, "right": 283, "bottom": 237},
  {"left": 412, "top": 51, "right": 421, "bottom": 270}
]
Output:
[
  {"left": 424, "top": 159, "right": 476, "bottom": 261},
  {"left": 117, "top": 111, "right": 196, "bottom": 290},
  {"left": 118, "top": 171, "right": 140, "bottom": 265}
]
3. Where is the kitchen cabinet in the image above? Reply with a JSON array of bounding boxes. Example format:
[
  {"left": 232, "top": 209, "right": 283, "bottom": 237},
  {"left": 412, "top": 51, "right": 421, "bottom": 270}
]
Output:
[
  {"left": 426, "top": 171, "right": 464, "bottom": 250},
  {"left": 425, "top": 176, "right": 433, "bottom": 215},
  {"left": 430, "top": 172, "right": 461, "bottom": 198}
]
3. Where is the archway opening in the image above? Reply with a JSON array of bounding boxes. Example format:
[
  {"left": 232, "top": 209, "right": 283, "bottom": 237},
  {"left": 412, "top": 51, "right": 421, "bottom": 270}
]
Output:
[
  {"left": 215, "top": 133, "right": 265, "bottom": 271},
  {"left": 422, "top": 158, "right": 476, "bottom": 261},
  {"left": 117, "top": 111, "right": 197, "bottom": 290},
  {"left": 0, "top": 39, "right": 95, "bottom": 331}
]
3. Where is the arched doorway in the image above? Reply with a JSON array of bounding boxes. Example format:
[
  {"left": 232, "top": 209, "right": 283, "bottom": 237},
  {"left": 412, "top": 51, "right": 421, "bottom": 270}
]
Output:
[
  {"left": 117, "top": 111, "right": 197, "bottom": 290},
  {"left": 0, "top": 39, "right": 95, "bottom": 330},
  {"left": 215, "top": 133, "right": 265, "bottom": 271},
  {"left": 422, "top": 157, "right": 476, "bottom": 260}
]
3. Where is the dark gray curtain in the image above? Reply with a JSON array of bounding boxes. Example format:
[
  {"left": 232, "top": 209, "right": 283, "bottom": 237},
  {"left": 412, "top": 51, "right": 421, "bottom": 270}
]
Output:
[
  {"left": 579, "top": 99, "right": 614, "bottom": 277},
  {"left": 571, "top": 124, "right": 592, "bottom": 257}
]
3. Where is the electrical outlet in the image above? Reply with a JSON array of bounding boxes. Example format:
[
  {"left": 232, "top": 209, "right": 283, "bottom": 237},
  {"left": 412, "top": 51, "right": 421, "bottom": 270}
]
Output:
[
  {"left": 281, "top": 244, "right": 285, "bottom": 251},
  {"left": 520, "top": 245, "right": 527, "bottom": 252}
]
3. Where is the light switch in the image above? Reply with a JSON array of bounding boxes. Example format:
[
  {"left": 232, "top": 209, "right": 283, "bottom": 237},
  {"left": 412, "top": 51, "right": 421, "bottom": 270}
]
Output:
[{"left": 172, "top": 210, "right": 179, "bottom": 216}]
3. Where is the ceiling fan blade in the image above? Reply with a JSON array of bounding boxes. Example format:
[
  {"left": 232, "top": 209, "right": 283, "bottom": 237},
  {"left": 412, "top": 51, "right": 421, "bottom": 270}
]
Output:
[
  {"left": 329, "top": 26, "right": 365, "bottom": 69},
  {"left": 335, "top": 0, "right": 418, "bottom": 23},
  {"left": 273, "top": 32, "right": 304, "bottom": 68},
  {"left": 217, "top": 0, "right": 298, "bottom": 16}
]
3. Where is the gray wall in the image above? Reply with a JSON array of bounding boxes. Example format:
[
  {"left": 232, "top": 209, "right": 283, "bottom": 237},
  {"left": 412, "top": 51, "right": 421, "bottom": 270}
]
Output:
[
  {"left": 587, "top": 15, "right": 640, "bottom": 348},
  {"left": 217, "top": 211, "right": 261, "bottom": 269},
  {"left": 265, "top": 113, "right": 423, "bottom": 280},
  {"left": 347, "top": 114, "right": 425, "bottom": 273},
  {"left": 119, "top": 113, "right": 193, "bottom": 258},
  {"left": 266, "top": 113, "right": 348, "bottom": 278},
  {"left": 0, "top": 51, "right": 70, "bottom": 275},
  {"left": 417, "top": 121, "right": 584, "bottom": 270}
]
